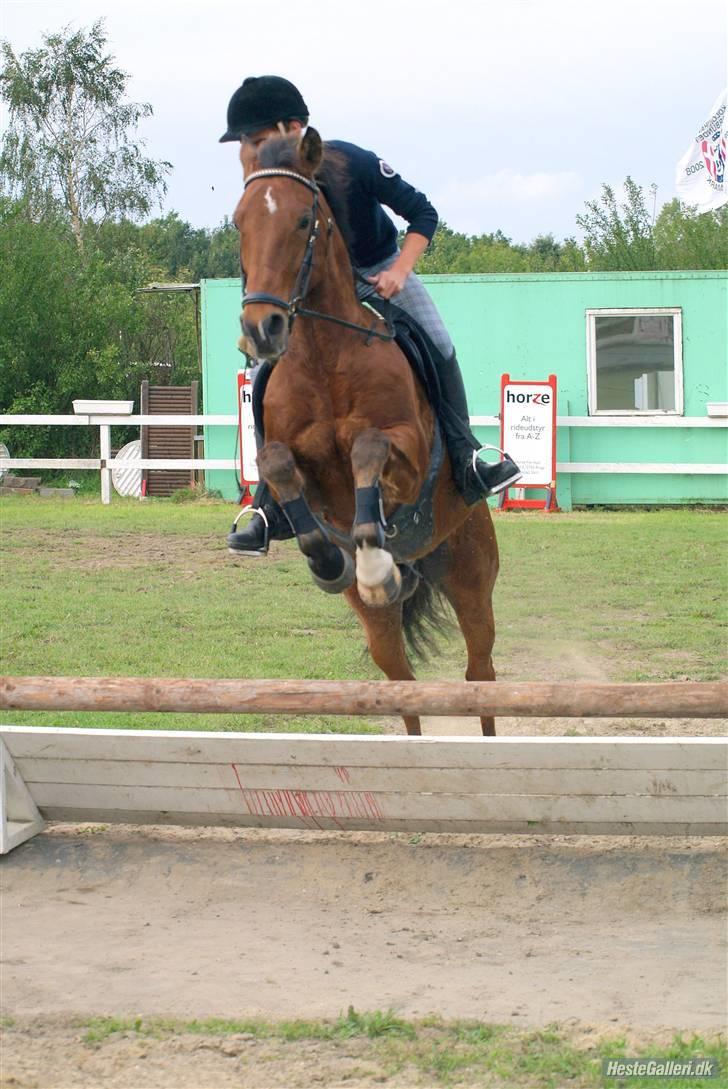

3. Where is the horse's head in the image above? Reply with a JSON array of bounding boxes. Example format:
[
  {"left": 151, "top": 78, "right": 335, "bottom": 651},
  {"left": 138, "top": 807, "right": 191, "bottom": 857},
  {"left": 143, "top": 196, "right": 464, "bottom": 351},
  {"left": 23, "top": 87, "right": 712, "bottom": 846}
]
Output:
[{"left": 234, "top": 127, "right": 326, "bottom": 362}]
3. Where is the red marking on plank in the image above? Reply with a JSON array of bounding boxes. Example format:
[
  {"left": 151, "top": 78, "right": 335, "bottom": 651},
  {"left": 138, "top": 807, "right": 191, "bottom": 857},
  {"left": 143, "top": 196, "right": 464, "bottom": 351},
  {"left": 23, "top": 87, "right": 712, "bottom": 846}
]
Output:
[
  {"left": 363, "top": 791, "right": 381, "bottom": 819},
  {"left": 236, "top": 786, "right": 384, "bottom": 825},
  {"left": 334, "top": 766, "right": 350, "bottom": 783}
]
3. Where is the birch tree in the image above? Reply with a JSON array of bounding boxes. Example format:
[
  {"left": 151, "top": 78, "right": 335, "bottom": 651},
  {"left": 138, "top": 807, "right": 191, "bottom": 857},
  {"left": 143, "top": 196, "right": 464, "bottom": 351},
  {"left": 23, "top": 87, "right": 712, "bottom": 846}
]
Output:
[{"left": 0, "top": 20, "right": 170, "bottom": 246}]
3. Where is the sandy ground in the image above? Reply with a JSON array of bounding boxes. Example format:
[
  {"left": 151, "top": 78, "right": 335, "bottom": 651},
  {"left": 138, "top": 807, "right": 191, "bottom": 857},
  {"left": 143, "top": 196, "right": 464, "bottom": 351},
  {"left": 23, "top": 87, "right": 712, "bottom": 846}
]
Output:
[
  {"left": 415, "top": 713, "right": 725, "bottom": 737},
  {"left": 4, "top": 823, "right": 726, "bottom": 1026},
  {"left": 2, "top": 820, "right": 726, "bottom": 1087}
]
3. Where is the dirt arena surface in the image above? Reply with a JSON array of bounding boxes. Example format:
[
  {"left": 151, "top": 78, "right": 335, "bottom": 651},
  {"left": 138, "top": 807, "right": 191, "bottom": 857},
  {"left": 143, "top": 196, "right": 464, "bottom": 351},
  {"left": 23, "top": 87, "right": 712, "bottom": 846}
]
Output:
[{"left": 2, "top": 824, "right": 725, "bottom": 1078}]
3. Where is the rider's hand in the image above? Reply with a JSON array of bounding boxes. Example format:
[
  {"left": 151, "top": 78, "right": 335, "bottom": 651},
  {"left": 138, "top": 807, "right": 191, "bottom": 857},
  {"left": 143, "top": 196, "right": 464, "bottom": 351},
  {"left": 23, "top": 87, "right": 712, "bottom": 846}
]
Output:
[{"left": 366, "top": 263, "right": 409, "bottom": 300}]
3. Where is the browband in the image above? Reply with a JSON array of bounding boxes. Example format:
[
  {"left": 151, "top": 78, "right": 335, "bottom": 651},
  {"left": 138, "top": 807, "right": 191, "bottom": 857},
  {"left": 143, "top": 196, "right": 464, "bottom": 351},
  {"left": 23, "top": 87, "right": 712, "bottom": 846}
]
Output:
[{"left": 244, "top": 168, "right": 319, "bottom": 193}]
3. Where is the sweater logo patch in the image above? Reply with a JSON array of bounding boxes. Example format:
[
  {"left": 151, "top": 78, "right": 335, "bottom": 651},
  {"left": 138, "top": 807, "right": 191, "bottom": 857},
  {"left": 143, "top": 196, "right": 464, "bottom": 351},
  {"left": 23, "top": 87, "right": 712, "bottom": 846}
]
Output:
[{"left": 379, "top": 160, "right": 396, "bottom": 178}]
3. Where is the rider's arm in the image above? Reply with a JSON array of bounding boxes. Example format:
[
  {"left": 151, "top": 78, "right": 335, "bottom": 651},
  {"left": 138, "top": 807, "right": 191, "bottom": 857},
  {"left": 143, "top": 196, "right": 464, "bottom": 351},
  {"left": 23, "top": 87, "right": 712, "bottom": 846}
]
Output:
[
  {"left": 368, "top": 232, "right": 430, "bottom": 299},
  {"left": 366, "top": 156, "right": 438, "bottom": 298},
  {"left": 370, "top": 159, "right": 438, "bottom": 243}
]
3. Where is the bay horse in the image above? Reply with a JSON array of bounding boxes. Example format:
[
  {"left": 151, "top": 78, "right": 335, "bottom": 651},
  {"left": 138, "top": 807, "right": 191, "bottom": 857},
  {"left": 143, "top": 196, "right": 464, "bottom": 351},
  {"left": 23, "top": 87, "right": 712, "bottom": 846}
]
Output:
[{"left": 233, "top": 128, "right": 499, "bottom": 736}]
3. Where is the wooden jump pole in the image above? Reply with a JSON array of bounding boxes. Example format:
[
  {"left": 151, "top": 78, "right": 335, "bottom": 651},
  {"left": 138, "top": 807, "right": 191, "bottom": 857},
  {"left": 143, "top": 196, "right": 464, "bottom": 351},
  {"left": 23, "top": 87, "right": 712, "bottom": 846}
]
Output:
[{"left": 1, "top": 676, "right": 726, "bottom": 718}]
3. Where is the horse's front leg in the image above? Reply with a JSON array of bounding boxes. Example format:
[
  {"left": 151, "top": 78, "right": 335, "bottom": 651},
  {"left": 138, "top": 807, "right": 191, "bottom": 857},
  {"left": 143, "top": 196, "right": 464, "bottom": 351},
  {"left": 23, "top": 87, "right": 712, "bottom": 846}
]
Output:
[
  {"left": 351, "top": 429, "right": 416, "bottom": 608},
  {"left": 257, "top": 442, "right": 355, "bottom": 594}
]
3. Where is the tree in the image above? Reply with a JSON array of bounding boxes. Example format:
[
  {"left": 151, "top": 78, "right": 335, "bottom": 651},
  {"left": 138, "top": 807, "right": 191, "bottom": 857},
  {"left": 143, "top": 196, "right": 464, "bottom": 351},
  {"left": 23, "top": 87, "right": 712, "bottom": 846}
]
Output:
[
  {"left": 415, "top": 222, "right": 475, "bottom": 273},
  {"left": 576, "top": 177, "right": 656, "bottom": 270},
  {"left": 653, "top": 199, "right": 728, "bottom": 270},
  {"left": 204, "top": 217, "right": 241, "bottom": 279},
  {"left": 0, "top": 20, "right": 170, "bottom": 246},
  {"left": 411, "top": 223, "right": 588, "bottom": 274},
  {"left": 0, "top": 198, "right": 199, "bottom": 458}
]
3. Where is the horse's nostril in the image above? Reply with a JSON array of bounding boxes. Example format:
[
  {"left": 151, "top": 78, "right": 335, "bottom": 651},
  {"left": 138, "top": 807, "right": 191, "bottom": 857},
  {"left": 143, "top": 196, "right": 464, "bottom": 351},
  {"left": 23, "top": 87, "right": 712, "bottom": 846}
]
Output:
[{"left": 264, "top": 313, "right": 286, "bottom": 339}]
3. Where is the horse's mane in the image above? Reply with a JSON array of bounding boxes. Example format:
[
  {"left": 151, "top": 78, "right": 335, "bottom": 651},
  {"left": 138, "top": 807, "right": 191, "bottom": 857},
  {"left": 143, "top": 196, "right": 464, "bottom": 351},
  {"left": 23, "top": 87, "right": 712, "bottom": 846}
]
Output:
[{"left": 257, "top": 135, "right": 355, "bottom": 256}]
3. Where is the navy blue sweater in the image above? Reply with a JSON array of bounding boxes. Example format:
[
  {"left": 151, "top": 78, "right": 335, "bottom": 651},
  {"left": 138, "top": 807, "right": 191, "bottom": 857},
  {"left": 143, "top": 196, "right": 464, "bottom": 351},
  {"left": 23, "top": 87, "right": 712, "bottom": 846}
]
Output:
[{"left": 323, "top": 140, "right": 438, "bottom": 268}]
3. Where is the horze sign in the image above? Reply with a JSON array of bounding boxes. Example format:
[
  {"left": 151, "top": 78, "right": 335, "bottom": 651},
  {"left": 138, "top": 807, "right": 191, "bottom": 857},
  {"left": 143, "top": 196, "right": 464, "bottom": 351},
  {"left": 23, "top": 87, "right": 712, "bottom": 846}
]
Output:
[
  {"left": 498, "top": 374, "right": 558, "bottom": 511},
  {"left": 237, "top": 370, "right": 259, "bottom": 502}
]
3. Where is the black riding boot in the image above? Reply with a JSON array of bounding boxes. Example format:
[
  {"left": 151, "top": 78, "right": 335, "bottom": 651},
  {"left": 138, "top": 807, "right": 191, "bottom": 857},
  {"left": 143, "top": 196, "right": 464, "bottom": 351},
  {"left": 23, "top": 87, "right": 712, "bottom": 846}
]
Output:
[
  {"left": 227, "top": 483, "right": 294, "bottom": 557},
  {"left": 437, "top": 354, "right": 522, "bottom": 505}
]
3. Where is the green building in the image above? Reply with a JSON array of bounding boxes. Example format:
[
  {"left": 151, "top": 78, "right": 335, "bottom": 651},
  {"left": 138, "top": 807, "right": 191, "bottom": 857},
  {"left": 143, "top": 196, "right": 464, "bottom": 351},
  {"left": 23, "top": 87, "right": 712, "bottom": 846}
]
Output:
[{"left": 201, "top": 270, "right": 728, "bottom": 510}]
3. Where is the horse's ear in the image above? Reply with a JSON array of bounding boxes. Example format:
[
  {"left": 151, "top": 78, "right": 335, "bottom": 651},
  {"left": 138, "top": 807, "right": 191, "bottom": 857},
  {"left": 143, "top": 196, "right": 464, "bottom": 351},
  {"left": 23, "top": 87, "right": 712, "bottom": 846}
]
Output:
[{"left": 300, "top": 127, "right": 323, "bottom": 174}]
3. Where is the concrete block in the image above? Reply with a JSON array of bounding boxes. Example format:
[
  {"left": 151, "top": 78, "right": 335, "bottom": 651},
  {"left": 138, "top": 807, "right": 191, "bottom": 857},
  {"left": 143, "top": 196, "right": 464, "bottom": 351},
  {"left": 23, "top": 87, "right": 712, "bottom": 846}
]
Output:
[{"left": 3, "top": 476, "right": 41, "bottom": 489}]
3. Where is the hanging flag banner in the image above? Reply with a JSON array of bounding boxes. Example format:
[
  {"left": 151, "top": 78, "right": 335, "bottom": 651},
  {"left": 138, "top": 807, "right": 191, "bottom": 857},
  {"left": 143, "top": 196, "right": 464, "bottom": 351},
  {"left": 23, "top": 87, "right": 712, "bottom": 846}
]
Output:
[
  {"left": 498, "top": 374, "right": 558, "bottom": 511},
  {"left": 676, "top": 88, "right": 727, "bottom": 212},
  {"left": 237, "top": 370, "right": 259, "bottom": 499}
]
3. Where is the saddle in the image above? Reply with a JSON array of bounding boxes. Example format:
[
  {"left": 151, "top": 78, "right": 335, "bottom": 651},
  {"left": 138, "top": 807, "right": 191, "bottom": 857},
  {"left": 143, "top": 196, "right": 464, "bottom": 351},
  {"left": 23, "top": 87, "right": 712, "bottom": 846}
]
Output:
[{"left": 251, "top": 305, "right": 446, "bottom": 562}]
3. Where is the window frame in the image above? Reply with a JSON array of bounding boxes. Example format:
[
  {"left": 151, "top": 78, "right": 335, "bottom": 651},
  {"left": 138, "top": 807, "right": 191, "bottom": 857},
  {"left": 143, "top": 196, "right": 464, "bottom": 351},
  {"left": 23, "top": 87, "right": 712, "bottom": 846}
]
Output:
[{"left": 586, "top": 307, "right": 684, "bottom": 416}]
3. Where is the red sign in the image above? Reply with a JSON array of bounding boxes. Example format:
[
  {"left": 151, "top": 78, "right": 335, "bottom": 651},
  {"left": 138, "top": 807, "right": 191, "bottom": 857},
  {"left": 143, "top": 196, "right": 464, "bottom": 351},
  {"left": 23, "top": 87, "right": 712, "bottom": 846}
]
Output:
[{"left": 498, "top": 373, "right": 558, "bottom": 511}]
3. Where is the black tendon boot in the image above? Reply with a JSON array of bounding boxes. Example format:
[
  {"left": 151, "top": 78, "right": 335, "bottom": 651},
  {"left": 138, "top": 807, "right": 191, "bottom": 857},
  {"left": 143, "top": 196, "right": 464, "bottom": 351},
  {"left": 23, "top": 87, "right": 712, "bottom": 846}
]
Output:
[
  {"left": 227, "top": 483, "right": 294, "bottom": 556},
  {"left": 437, "top": 354, "right": 522, "bottom": 505}
]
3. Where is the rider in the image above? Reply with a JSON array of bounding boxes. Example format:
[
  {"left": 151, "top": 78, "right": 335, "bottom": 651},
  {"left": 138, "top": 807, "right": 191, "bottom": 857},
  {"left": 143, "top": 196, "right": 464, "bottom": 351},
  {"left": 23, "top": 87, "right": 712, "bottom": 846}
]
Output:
[{"left": 222, "top": 75, "right": 521, "bottom": 555}]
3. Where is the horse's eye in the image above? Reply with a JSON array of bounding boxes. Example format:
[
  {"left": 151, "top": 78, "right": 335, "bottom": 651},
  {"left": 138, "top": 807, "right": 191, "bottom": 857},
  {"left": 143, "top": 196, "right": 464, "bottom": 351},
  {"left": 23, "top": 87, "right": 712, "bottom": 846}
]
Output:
[{"left": 297, "top": 214, "right": 311, "bottom": 230}]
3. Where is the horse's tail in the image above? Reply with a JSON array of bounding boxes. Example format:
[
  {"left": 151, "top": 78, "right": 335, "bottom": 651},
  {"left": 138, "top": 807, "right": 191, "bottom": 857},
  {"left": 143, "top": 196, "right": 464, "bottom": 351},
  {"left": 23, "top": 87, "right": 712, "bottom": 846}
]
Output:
[{"left": 401, "top": 546, "right": 454, "bottom": 662}]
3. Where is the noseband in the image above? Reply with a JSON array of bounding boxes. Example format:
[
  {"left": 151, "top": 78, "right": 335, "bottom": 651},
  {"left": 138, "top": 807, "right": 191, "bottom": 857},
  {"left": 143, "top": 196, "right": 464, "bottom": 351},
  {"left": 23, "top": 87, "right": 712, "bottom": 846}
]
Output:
[{"left": 240, "top": 168, "right": 395, "bottom": 345}]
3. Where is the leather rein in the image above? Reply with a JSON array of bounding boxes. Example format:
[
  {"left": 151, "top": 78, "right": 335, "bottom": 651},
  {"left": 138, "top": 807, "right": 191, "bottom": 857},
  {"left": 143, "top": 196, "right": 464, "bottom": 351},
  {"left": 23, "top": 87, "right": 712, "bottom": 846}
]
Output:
[{"left": 240, "top": 168, "right": 396, "bottom": 344}]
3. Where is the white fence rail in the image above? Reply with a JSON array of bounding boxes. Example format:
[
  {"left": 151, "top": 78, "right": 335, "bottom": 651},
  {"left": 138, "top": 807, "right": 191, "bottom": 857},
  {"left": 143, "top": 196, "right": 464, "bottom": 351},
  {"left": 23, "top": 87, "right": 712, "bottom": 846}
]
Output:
[
  {"left": 0, "top": 413, "right": 239, "bottom": 504},
  {"left": 1, "top": 413, "right": 726, "bottom": 505}
]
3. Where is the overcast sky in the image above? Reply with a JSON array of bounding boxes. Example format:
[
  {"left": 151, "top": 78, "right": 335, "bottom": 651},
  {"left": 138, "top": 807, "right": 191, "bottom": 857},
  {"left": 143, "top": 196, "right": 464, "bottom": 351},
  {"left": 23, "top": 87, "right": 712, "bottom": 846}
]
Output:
[{"left": 2, "top": 0, "right": 727, "bottom": 242}]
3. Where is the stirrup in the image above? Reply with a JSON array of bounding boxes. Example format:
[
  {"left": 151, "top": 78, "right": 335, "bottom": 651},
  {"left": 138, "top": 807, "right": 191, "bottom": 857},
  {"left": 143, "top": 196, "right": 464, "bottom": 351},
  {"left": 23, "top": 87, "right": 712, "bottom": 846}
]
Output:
[
  {"left": 470, "top": 446, "right": 522, "bottom": 498},
  {"left": 231, "top": 505, "right": 270, "bottom": 531},
  {"left": 471, "top": 444, "right": 509, "bottom": 469},
  {"left": 228, "top": 505, "right": 270, "bottom": 556}
]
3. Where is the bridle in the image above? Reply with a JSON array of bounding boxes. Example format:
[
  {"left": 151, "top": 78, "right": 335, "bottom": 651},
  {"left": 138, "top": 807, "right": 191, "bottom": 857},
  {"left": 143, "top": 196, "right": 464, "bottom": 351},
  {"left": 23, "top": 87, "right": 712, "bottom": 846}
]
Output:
[{"left": 240, "top": 168, "right": 396, "bottom": 345}]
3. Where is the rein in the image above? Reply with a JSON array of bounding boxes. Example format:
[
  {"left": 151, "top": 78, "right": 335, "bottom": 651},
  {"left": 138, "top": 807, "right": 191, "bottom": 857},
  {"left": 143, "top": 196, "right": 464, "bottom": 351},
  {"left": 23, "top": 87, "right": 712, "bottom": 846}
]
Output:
[{"left": 241, "top": 168, "right": 396, "bottom": 345}]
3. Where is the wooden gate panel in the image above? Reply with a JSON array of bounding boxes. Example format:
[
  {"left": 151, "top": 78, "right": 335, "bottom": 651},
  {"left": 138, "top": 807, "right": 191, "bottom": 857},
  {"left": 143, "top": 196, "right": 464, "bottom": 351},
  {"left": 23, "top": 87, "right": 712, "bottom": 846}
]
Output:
[{"left": 141, "top": 381, "right": 198, "bottom": 497}]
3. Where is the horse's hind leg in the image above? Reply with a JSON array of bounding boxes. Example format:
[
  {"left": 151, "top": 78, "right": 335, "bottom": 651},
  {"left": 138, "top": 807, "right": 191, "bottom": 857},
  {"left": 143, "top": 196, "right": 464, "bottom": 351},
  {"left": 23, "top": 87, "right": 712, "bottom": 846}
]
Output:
[
  {"left": 258, "top": 441, "right": 354, "bottom": 593},
  {"left": 442, "top": 507, "right": 499, "bottom": 737},
  {"left": 345, "top": 587, "right": 421, "bottom": 735}
]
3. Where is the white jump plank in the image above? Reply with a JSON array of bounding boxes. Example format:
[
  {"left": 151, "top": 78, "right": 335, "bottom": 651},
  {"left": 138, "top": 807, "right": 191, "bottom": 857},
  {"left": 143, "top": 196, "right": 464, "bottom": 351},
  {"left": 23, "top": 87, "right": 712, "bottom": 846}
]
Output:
[
  {"left": 38, "top": 808, "right": 727, "bottom": 837},
  {"left": 2, "top": 820, "right": 46, "bottom": 852},
  {"left": 0, "top": 739, "right": 44, "bottom": 854},
  {"left": 3, "top": 729, "right": 725, "bottom": 771},
  {"left": 29, "top": 783, "right": 727, "bottom": 825},
  {"left": 16, "top": 758, "right": 727, "bottom": 799}
]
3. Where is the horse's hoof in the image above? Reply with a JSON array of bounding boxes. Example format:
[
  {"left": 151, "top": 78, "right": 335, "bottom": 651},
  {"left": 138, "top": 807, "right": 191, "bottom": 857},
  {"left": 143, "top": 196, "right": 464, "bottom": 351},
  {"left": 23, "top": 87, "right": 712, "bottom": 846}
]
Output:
[
  {"left": 310, "top": 547, "right": 355, "bottom": 594},
  {"left": 356, "top": 544, "right": 403, "bottom": 607}
]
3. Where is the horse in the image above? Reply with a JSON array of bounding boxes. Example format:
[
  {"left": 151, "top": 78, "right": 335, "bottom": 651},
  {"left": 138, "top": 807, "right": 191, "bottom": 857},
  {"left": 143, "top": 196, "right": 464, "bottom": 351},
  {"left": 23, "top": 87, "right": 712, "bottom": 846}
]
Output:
[{"left": 233, "top": 127, "right": 499, "bottom": 736}]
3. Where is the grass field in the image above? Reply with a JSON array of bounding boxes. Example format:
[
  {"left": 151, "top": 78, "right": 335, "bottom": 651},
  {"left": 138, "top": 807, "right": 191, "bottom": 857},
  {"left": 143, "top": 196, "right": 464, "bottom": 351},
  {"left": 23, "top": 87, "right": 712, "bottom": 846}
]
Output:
[
  {"left": 1, "top": 495, "right": 726, "bottom": 733},
  {"left": 2, "top": 1011, "right": 725, "bottom": 1088}
]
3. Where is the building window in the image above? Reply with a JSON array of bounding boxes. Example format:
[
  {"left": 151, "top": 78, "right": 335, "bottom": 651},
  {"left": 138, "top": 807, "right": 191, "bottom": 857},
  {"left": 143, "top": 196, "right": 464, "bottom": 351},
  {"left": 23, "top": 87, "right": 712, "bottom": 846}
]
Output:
[{"left": 586, "top": 309, "right": 683, "bottom": 414}]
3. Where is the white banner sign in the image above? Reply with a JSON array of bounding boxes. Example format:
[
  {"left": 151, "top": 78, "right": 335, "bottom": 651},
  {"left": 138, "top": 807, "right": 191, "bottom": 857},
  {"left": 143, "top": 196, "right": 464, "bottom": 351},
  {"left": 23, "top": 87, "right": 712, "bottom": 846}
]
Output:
[
  {"left": 676, "top": 88, "right": 727, "bottom": 212},
  {"left": 500, "top": 381, "right": 555, "bottom": 487},
  {"left": 237, "top": 372, "right": 259, "bottom": 484}
]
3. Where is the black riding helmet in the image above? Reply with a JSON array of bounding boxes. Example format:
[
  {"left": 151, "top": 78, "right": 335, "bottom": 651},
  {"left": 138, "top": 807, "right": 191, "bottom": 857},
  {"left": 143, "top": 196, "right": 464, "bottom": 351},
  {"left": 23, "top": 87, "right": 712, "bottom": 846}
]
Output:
[{"left": 219, "top": 76, "right": 309, "bottom": 142}]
